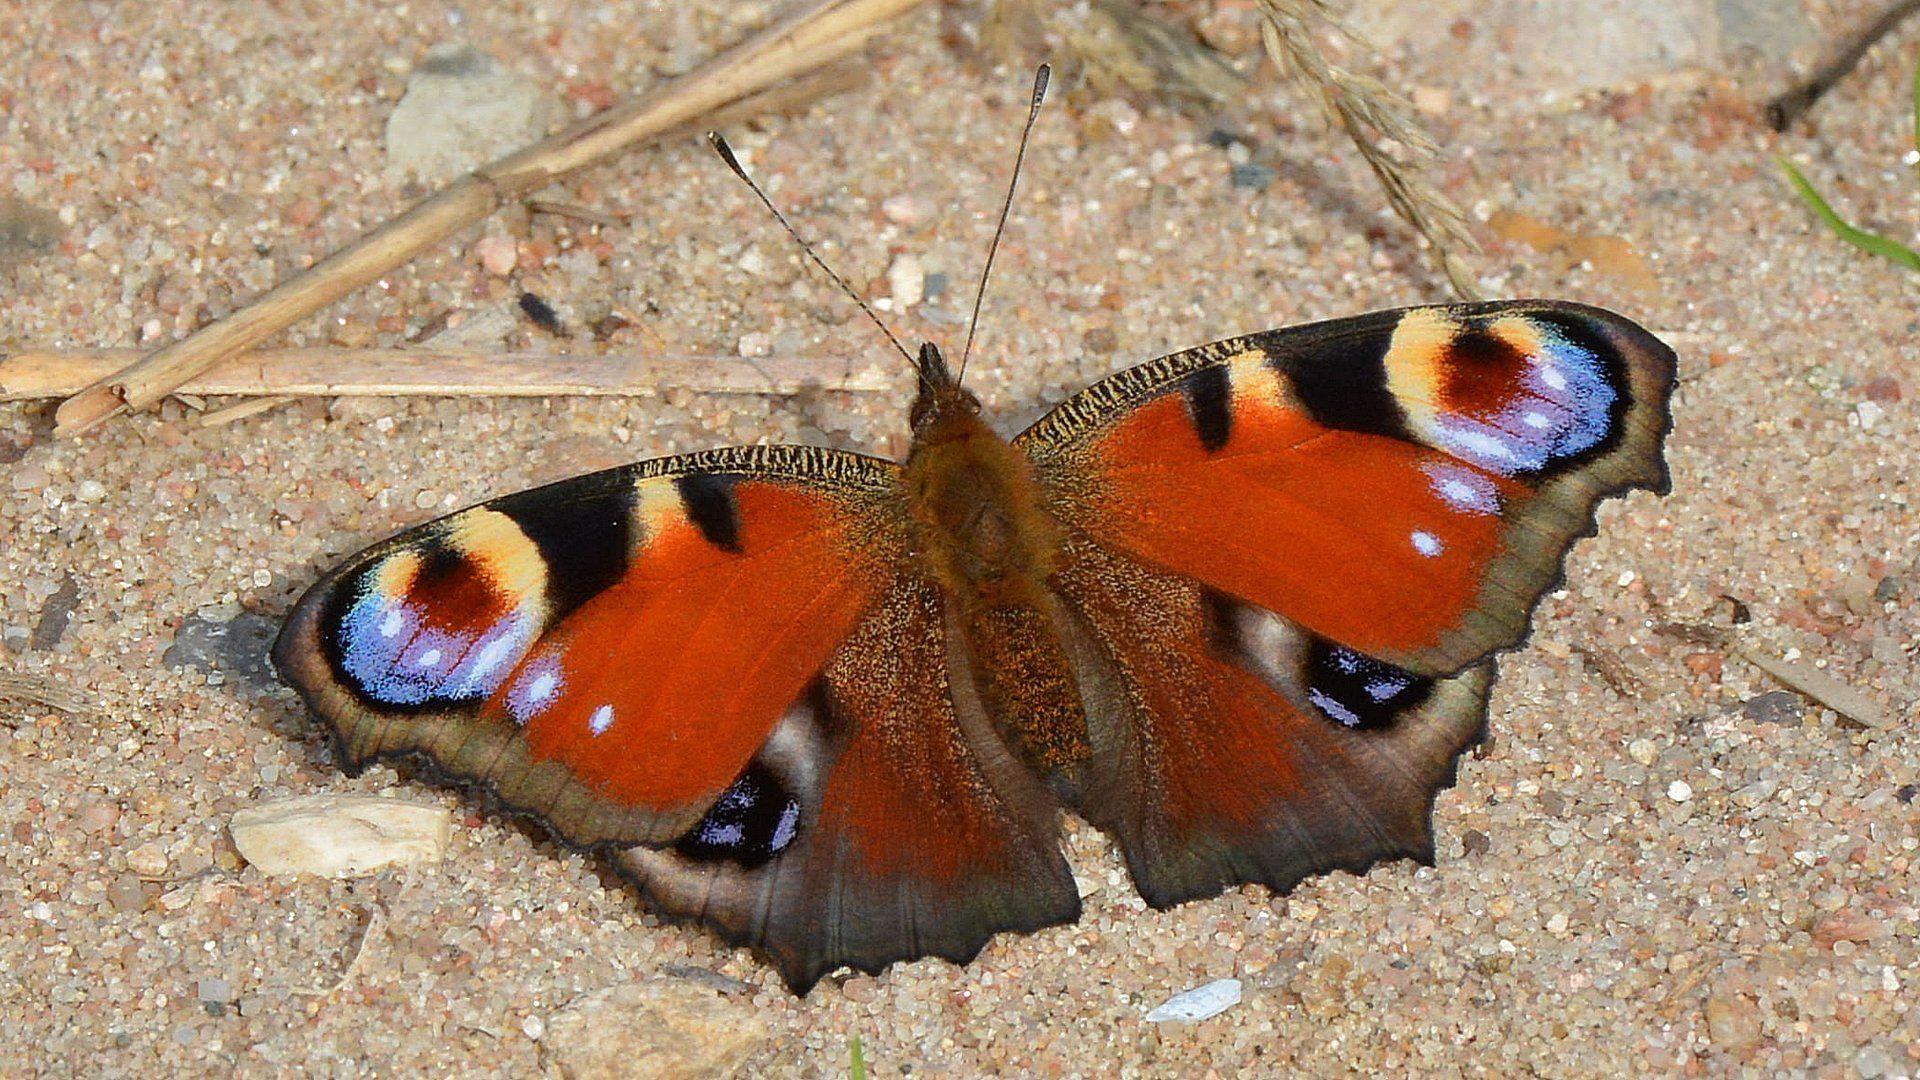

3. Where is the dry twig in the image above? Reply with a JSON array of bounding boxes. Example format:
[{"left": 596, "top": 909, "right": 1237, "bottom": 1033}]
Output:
[
  {"left": 53, "top": 0, "right": 931, "bottom": 437},
  {"left": 5, "top": 347, "right": 891, "bottom": 400},
  {"left": 1766, "top": 0, "right": 1920, "bottom": 130}
]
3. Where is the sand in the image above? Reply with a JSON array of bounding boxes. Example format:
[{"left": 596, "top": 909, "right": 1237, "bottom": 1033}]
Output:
[{"left": 2, "top": 0, "right": 1916, "bottom": 1075}]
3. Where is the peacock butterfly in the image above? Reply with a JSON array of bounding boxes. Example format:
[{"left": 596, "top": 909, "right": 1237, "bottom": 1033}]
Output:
[{"left": 273, "top": 71, "right": 1676, "bottom": 993}]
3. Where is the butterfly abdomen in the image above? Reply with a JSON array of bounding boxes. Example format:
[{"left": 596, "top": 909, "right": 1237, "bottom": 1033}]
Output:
[{"left": 900, "top": 396, "right": 1092, "bottom": 773}]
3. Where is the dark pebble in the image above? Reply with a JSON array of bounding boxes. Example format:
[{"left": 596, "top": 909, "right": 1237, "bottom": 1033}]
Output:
[
  {"left": 1741, "top": 690, "right": 1804, "bottom": 725},
  {"left": 1462, "top": 829, "right": 1492, "bottom": 856},
  {"left": 1230, "top": 162, "right": 1276, "bottom": 190},
  {"left": 163, "top": 612, "right": 281, "bottom": 689}
]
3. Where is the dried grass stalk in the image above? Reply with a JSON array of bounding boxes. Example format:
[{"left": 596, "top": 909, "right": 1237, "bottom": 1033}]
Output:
[{"left": 1255, "top": 0, "right": 1481, "bottom": 298}]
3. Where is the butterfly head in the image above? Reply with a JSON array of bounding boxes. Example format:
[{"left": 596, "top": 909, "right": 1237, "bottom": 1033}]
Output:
[{"left": 909, "top": 341, "right": 982, "bottom": 433}]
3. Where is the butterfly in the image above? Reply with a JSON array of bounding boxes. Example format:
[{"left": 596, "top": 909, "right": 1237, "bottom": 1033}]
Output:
[{"left": 274, "top": 293, "right": 1675, "bottom": 992}]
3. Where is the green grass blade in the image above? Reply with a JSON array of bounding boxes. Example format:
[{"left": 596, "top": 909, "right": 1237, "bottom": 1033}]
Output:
[
  {"left": 1777, "top": 155, "right": 1920, "bottom": 273},
  {"left": 849, "top": 1035, "right": 866, "bottom": 1080}
]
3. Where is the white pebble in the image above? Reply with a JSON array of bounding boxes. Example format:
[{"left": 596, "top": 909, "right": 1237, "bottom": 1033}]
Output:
[
  {"left": 1146, "top": 978, "right": 1241, "bottom": 1023},
  {"left": 75, "top": 479, "right": 108, "bottom": 502},
  {"left": 230, "top": 794, "right": 451, "bottom": 879},
  {"left": 887, "top": 253, "right": 926, "bottom": 309},
  {"left": 1667, "top": 780, "right": 1694, "bottom": 803},
  {"left": 1627, "top": 738, "right": 1658, "bottom": 766},
  {"left": 880, "top": 193, "right": 934, "bottom": 226},
  {"left": 736, "top": 331, "right": 772, "bottom": 358}
]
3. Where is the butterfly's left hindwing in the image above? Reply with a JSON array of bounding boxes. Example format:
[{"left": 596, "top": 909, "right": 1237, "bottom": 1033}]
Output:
[{"left": 1019, "top": 300, "right": 1675, "bottom": 904}]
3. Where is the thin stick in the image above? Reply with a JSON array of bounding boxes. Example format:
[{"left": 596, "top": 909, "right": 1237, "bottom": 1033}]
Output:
[
  {"left": 1766, "top": 0, "right": 1920, "bottom": 131},
  {"left": 958, "top": 64, "right": 1050, "bottom": 383},
  {"left": 52, "top": 0, "right": 931, "bottom": 437},
  {"left": 5, "top": 347, "right": 891, "bottom": 400},
  {"left": 0, "top": 674, "right": 89, "bottom": 715}
]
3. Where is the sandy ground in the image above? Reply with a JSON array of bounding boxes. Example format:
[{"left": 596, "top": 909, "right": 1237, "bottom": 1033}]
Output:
[{"left": 2, "top": 1, "right": 1917, "bottom": 1075}]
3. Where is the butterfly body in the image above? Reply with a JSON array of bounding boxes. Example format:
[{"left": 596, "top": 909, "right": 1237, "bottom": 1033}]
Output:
[{"left": 276, "top": 299, "right": 1675, "bottom": 992}]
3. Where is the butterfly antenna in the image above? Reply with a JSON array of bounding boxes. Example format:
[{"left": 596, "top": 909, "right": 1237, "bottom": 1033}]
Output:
[
  {"left": 707, "top": 132, "right": 921, "bottom": 380},
  {"left": 957, "top": 63, "right": 1050, "bottom": 383}
]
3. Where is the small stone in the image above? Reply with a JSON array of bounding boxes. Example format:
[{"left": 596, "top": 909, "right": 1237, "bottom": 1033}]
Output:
[
  {"left": 1666, "top": 780, "right": 1693, "bottom": 803},
  {"left": 385, "top": 45, "right": 554, "bottom": 181},
  {"left": 1627, "top": 738, "right": 1658, "bottom": 765},
  {"left": 1146, "top": 978, "right": 1242, "bottom": 1023},
  {"left": 880, "top": 194, "right": 934, "bottom": 226},
  {"left": 1229, "top": 162, "right": 1276, "bottom": 190},
  {"left": 540, "top": 980, "right": 769, "bottom": 1079},
  {"left": 1462, "top": 829, "right": 1492, "bottom": 856},
  {"left": 1854, "top": 400, "right": 1885, "bottom": 431},
  {"left": 75, "top": 799, "right": 120, "bottom": 834},
  {"left": 886, "top": 253, "right": 925, "bottom": 308},
  {"left": 1856, "top": 1046, "right": 1896, "bottom": 1079},
  {"left": 229, "top": 795, "right": 452, "bottom": 879},
  {"left": 521, "top": 1014, "right": 545, "bottom": 1041},
  {"left": 75, "top": 479, "right": 108, "bottom": 502},
  {"left": 1545, "top": 911, "right": 1569, "bottom": 934},
  {"left": 106, "top": 873, "right": 149, "bottom": 914},
  {"left": 736, "top": 331, "right": 772, "bottom": 358},
  {"left": 474, "top": 235, "right": 518, "bottom": 276},
  {"left": 162, "top": 611, "right": 281, "bottom": 690},
  {"left": 1704, "top": 990, "right": 1762, "bottom": 1051},
  {"left": 1811, "top": 909, "right": 1884, "bottom": 947},
  {"left": 1741, "top": 690, "right": 1803, "bottom": 725},
  {"left": 197, "top": 977, "right": 233, "bottom": 1005},
  {"left": 126, "top": 840, "right": 170, "bottom": 878}
]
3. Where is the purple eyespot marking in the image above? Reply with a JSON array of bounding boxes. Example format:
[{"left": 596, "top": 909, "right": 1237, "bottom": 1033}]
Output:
[
  {"left": 506, "top": 652, "right": 566, "bottom": 726},
  {"left": 1427, "top": 328, "right": 1617, "bottom": 475},
  {"left": 336, "top": 571, "right": 540, "bottom": 707},
  {"left": 1305, "top": 644, "right": 1429, "bottom": 730}
]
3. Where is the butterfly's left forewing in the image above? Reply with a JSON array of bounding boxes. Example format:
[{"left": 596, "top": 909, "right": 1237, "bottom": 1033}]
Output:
[
  {"left": 1020, "top": 300, "right": 1675, "bottom": 905},
  {"left": 274, "top": 446, "right": 904, "bottom": 850}
]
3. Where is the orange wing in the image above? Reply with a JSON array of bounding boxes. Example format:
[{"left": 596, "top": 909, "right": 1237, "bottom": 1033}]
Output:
[
  {"left": 1019, "top": 300, "right": 1674, "bottom": 903},
  {"left": 275, "top": 444, "right": 1075, "bottom": 991}
]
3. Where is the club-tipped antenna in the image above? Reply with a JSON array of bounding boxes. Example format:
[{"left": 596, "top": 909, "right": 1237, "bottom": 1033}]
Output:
[
  {"left": 707, "top": 132, "right": 920, "bottom": 379},
  {"left": 957, "top": 63, "right": 1051, "bottom": 383}
]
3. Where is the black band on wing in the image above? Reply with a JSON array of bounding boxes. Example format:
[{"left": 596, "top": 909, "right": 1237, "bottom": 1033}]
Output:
[
  {"left": 675, "top": 474, "right": 744, "bottom": 554},
  {"left": 494, "top": 484, "right": 636, "bottom": 619},
  {"left": 1180, "top": 365, "right": 1233, "bottom": 452},
  {"left": 1272, "top": 332, "right": 1413, "bottom": 441}
]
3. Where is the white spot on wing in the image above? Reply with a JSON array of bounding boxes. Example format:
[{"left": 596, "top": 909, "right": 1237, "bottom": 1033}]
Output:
[
  {"left": 588, "top": 704, "right": 614, "bottom": 736},
  {"left": 528, "top": 672, "right": 557, "bottom": 703},
  {"left": 416, "top": 648, "right": 442, "bottom": 668},
  {"left": 379, "top": 609, "right": 404, "bottom": 638},
  {"left": 1411, "top": 530, "right": 1443, "bottom": 557}
]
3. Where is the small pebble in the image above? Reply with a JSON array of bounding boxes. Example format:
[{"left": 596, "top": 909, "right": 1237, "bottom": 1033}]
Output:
[
  {"left": 197, "top": 977, "right": 233, "bottom": 1005},
  {"left": 1666, "top": 780, "right": 1693, "bottom": 803},
  {"left": 880, "top": 193, "right": 934, "bottom": 226},
  {"left": 736, "top": 331, "right": 772, "bottom": 358},
  {"left": 1146, "top": 979, "right": 1242, "bottom": 1023},
  {"left": 887, "top": 253, "right": 926, "bottom": 308},
  {"left": 126, "top": 841, "right": 170, "bottom": 879},
  {"left": 1627, "top": 738, "right": 1658, "bottom": 765},
  {"left": 75, "top": 479, "right": 108, "bottom": 502},
  {"left": 474, "top": 235, "right": 518, "bottom": 276}
]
